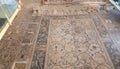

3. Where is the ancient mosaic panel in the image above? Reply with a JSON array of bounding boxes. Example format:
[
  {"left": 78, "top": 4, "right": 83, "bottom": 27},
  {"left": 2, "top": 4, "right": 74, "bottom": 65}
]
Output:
[{"left": 44, "top": 18, "right": 114, "bottom": 69}]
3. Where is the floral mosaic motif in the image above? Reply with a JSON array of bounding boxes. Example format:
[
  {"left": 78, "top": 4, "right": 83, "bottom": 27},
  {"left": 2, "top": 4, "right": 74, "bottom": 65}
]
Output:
[{"left": 45, "top": 18, "right": 114, "bottom": 69}]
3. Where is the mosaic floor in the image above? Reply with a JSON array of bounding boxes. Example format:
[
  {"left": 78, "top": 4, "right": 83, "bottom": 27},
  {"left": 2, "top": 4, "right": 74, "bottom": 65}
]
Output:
[
  {"left": 44, "top": 16, "right": 114, "bottom": 69},
  {"left": 0, "top": 0, "right": 120, "bottom": 69}
]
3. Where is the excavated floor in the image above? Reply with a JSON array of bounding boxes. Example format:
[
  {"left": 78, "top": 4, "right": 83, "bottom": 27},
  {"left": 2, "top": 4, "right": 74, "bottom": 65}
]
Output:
[{"left": 0, "top": 0, "right": 120, "bottom": 69}]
